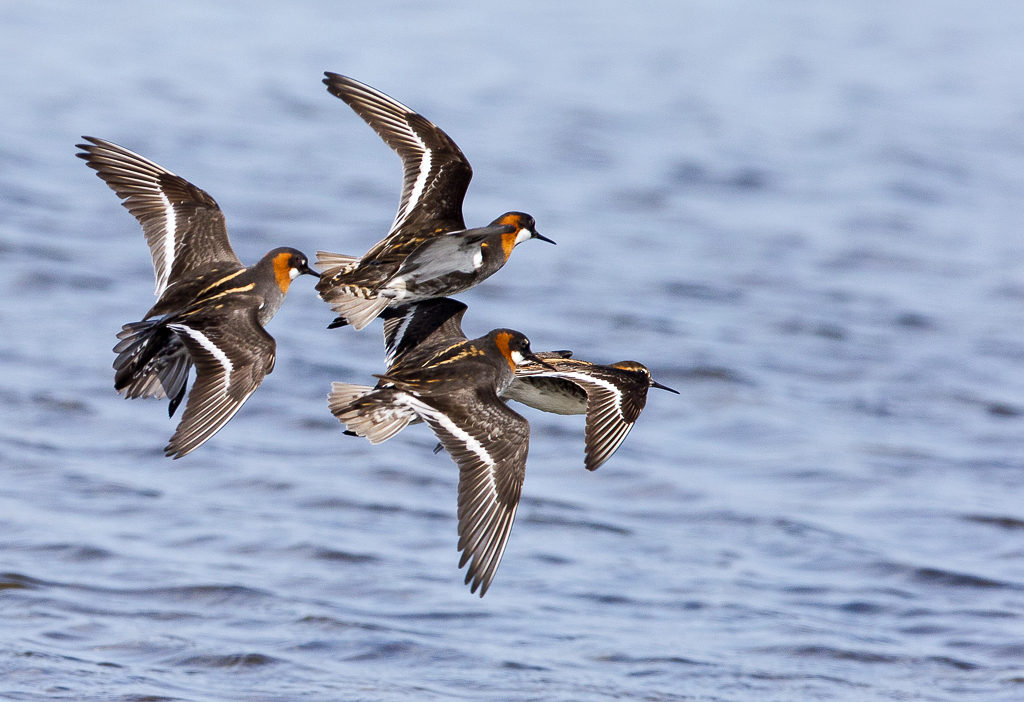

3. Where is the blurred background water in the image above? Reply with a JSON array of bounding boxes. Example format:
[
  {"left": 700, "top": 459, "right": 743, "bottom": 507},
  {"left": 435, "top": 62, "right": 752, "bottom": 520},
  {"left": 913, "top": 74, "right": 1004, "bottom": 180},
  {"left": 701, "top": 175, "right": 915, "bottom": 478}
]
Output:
[{"left": 2, "top": 1, "right": 1024, "bottom": 700}]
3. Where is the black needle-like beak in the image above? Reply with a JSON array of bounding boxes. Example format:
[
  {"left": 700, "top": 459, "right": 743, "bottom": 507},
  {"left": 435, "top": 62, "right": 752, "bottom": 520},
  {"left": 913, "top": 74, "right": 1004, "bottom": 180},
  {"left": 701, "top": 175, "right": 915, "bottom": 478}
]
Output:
[
  {"left": 651, "top": 379, "right": 679, "bottom": 394},
  {"left": 524, "top": 351, "right": 557, "bottom": 370}
]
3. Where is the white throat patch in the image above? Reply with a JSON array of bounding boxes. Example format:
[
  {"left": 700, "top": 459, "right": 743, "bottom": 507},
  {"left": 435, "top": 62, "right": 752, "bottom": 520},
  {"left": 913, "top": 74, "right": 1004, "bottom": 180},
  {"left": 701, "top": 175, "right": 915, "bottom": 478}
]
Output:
[{"left": 513, "top": 227, "right": 533, "bottom": 246}]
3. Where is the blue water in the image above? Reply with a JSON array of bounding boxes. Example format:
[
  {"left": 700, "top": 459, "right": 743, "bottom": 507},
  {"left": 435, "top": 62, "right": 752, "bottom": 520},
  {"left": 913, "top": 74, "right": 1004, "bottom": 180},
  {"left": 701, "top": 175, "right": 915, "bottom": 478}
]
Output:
[{"left": 3, "top": 1, "right": 1024, "bottom": 700}]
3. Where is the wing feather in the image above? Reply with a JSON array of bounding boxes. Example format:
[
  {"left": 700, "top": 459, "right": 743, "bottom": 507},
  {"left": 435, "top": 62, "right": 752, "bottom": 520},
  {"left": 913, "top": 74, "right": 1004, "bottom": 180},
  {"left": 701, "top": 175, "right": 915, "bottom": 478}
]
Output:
[
  {"left": 77, "top": 137, "right": 241, "bottom": 296},
  {"left": 415, "top": 391, "right": 529, "bottom": 596},
  {"left": 163, "top": 303, "right": 275, "bottom": 458},
  {"left": 322, "top": 74, "right": 472, "bottom": 253}
]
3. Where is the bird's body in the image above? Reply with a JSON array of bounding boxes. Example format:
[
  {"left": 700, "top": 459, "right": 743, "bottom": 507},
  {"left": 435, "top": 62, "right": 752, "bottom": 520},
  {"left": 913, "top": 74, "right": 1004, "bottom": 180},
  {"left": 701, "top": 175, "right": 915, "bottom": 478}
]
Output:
[
  {"left": 77, "top": 136, "right": 316, "bottom": 458},
  {"left": 500, "top": 371, "right": 589, "bottom": 415}
]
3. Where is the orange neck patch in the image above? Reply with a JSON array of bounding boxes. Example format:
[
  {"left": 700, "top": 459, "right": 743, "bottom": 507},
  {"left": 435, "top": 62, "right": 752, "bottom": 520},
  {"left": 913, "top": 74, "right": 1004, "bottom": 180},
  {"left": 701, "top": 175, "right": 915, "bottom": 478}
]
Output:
[
  {"left": 272, "top": 252, "right": 294, "bottom": 293},
  {"left": 494, "top": 331, "right": 516, "bottom": 371},
  {"left": 494, "top": 213, "right": 524, "bottom": 261},
  {"left": 500, "top": 230, "right": 518, "bottom": 260}
]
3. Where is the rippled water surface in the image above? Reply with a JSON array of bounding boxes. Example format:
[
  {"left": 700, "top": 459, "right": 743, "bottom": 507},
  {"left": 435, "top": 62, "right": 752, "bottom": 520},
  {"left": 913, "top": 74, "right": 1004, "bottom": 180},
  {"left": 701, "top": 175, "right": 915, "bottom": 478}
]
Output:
[{"left": 3, "top": 2, "right": 1024, "bottom": 700}]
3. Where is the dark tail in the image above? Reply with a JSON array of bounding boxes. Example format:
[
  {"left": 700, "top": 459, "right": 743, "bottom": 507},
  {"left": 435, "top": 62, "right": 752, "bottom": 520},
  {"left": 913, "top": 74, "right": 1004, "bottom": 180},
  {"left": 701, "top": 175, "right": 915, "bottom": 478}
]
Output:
[{"left": 113, "top": 320, "right": 191, "bottom": 416}]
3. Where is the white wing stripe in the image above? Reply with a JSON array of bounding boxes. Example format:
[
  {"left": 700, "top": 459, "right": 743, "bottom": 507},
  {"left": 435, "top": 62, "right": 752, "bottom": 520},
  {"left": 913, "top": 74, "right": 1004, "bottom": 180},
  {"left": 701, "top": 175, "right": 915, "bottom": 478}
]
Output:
[
  {"left": 168, "top": 323, "right": 232, "bottom": 391},
  {"left": 386, "top": 308, "right": 414, "bottom": 367},
  {"left": 434, "top": 410, "right": 493, "bottom": 469},
  {"left": 413, "top": 400, "right": 495, "bottom": 470},
  {"left": 555, "top": 371, "right": 622, "bottom": 399},
  {"left": 156, "top": 187, "right": 176, "bottom": 296},
  {"left": 393, "top": 144, "right": 431, "bottom": 234}
]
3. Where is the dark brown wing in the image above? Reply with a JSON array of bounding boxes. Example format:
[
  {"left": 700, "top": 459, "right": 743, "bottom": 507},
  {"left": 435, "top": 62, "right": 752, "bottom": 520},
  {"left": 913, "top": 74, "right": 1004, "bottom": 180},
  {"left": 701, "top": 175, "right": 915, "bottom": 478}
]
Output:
[
  {"left": 561, "top": 365, "right": 649, "bottom": 471},
  {"left": 381, "top": 336, "right": 482, "bottom": 384},
  {"left": 380, "top": 298, "right": 469, "bottom": 369},
  {"left": 323, "top": 73, "right": 472, "bottom": 257},
  {"left": 77, "top": 137, "right": 241, "bottom": 296},
  {"left": 415, "top": 388, "right": 529, "bottom": 596},
  {"left": 163, "top": 300, "right": 275, "bottom": 458},
  {"left": 513, "top": 359, "right": 650, "bottom": 471}
]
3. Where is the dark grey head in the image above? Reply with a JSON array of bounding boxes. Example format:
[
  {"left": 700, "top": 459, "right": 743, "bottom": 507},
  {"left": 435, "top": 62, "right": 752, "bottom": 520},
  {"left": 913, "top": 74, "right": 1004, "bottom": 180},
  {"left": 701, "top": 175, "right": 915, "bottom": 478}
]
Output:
[
  {"left": 490, "top": 212, "right": 555, "bottom": 246},
  {"left": 610, "top": 361, "right": 679, "bottom": 394},
  {"left": 263, "top": 247, "right": 319, "bottom": 292}
]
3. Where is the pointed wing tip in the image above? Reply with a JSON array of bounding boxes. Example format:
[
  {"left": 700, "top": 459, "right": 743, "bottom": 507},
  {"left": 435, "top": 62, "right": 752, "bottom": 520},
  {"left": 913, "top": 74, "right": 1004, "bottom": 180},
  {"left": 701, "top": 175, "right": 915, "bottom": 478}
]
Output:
[
  {"left": 75, "top": 136, "right": 120, "bottom": 160},
  {"left": 164, "top": 444, "right": 187, "bottom": 460},
  {"left": 165, "top": 431, "right": 205, "bottom": 459},
  {"left": 75, "top": 136, "right": 106, "bottom": 162},
  {"left": 464, "top": 570, "right": 492, "bottom": 597},
  {"left": 76, "top": 135, "right": 100, "bottom": 149},
  {"left": 323, "top": 72, "right": 358, "bottom": 95},
  {"left": 584, "top": 440, "right": 612, "bottom": 471}
]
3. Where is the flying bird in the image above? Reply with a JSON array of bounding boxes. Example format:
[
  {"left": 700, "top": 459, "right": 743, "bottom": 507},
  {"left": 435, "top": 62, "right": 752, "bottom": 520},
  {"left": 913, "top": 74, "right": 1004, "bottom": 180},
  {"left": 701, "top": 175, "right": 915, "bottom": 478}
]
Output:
[
  {"left": 316, "top": 73, "right": 554, "bottom": 330},
  {"left": 77, "top": 137, "right": 317, "bottom": 458},
  {"left": 329, "top": 326, "right": 552, "bottom": 596}
]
